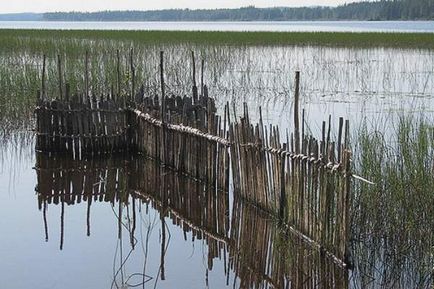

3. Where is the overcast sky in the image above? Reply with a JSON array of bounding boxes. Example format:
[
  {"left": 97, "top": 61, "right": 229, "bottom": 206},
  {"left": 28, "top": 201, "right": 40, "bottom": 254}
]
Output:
[{"left": 1, "top": 1, "right": 360, "bottom": 13}]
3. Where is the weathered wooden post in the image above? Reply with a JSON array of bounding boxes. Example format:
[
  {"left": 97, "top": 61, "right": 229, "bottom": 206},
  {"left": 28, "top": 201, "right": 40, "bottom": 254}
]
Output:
[
  {"left": 160, "top": 51, "right": 166, "bottom": 164},
  {"left": 279, "top": 144, "right": 287, "bottom": 223},
  {"left": 337, "top": 117, "right": 344, "bottom": 163},
  {"left": 342, "top": 148, "right": 351, "bottom": 267},
  {"left": 343, "top": 120, "right": 351, "bottom": 268},
  {"left": 191, "top": 51, "right": 198, "bottom": 103},
  {"left": 294, "top": 71, "right": 300, "bottom": 154},
  {"left": 201, "top": 59, "right": 205, "bottom": 97}
]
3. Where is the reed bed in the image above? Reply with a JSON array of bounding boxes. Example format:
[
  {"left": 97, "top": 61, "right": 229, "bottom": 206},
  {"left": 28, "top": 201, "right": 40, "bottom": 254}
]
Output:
[
  {"left": 0, "top": 30, "right": 433, "bottom": 133},
  {"left": 351, "top": 114, "right": 434, "bottom": 288},
  {"left": 1, "top": 29, "right": 434, "bottom": 48}
]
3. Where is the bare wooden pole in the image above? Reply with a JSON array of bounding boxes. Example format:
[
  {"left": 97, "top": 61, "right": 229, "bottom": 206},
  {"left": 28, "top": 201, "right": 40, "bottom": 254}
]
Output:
[
  {"left": 343, "top": 148, "right": 351, "bottom": 267},
  {"left": 279, "top": 144, "right": 287, "bottom": 223},
  {"left": 160, "top": 51, "right": 166, "bottom": 123},
  {"left": 201, "top": 59, "right": 205, "bottom": 97},
  {"left": 160, "top": 51, "right": 166, "bottom": 164},
  {"left": 344, "top": 119, "right": 350, "bottom": 150},
  {"left": 294, "top": 71, "right": 300, "bottom": 154},
  {"left": 337, "top": 117, "right": 344, "bottom": 162},
  {"left": 192, "top": 51, "right": 196, "bottom": 87},
  {"left": 191, "top": 51, "right": 198, "bottom": 103}
]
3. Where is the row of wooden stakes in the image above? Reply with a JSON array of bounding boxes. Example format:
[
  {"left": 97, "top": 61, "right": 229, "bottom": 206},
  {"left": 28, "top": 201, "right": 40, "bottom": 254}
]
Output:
[{"left": 34, "top": 53, "right": 352, "bottom": 268}]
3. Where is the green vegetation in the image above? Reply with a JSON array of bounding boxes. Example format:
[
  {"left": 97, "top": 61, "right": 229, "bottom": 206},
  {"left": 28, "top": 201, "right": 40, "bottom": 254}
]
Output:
[
  {"left": 43, "top": 0, "right": 434, "bottom": 21},
  {"left": 0, "top": 28, "right": 432, "bottom": 134},
  {"left": 1, "top": 29, "right": 433, "bottom": 49},
  {"left": 352, "top": 115, "right": 434, "bottom": 287},
  {"left": 354, "top": 115, "right": 434, "bottom": 240}
]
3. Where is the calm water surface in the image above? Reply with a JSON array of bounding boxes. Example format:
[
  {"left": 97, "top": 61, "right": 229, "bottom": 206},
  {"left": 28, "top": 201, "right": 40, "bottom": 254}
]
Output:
[
  {"left": 0, "top": 145, "right": 350, "bottom": 289},
  {"left": 1, "top": 132, "right": 431, "bottom": 288},
  {"left": 0, "top": 21, "right": 434, "bottom": 32}
]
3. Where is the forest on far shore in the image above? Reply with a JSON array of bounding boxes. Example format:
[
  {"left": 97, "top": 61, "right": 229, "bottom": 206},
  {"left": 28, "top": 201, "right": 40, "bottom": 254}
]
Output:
[{"left": 42, "top": 0, "right": 434, "bottom": 21}]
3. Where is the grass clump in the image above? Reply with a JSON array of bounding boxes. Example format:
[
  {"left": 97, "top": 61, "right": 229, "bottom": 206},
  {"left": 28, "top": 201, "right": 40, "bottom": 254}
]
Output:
[{"left": 351, "top": 114, "right": 434, "bottom": 288}]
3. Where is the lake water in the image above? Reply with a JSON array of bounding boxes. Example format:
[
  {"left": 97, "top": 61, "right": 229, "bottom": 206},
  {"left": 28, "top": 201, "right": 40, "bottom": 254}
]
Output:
[
  {"left": 1, "top": 144, "right": 352, "bottom": 289},
  {"left": 0, "top": 20, "right": 434, "bottom": 33}
]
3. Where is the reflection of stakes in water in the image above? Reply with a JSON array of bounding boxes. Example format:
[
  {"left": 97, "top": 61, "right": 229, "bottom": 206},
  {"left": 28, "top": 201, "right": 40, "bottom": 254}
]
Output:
[
  {"left": 139, "top": 203, "right": 159, "bottom": 289},
  {"left": 150, "top": 208, "right": 171, "bottom": 289},
  {"left": 43, "top": 200, "right": 49, "bottom": 242},
  {"left": 153, "top": 162, "right": 172, "bottom": 288},
  {"left": 110, "top": 199, "right": 154, "bottom": 289},
  {"left": 34, "top": 152, "right": 353, "bottom": 288}
]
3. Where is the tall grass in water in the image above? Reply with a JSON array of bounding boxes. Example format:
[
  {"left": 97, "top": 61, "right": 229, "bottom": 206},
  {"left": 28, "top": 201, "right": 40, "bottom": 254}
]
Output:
[
  {"left": 0, "top": 30, "right": 433, "bottom": 133},
  {"left": 352, "top": 114, "right": 434, "bottom": 288},
  {"left": 1, "top": 30, "right": 434, "bottom": 49}
]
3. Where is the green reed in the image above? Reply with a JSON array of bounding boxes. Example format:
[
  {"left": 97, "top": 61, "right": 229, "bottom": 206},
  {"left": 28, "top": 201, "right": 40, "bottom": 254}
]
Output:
[
  {"left": 1, "top": 29, "right": 434, "bottom": 49},
  {"left": 351, "top": 114, "right": 434, "bottom": 288}
]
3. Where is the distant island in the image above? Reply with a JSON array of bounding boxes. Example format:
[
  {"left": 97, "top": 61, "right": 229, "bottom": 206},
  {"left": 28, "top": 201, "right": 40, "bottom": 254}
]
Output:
[{"left": 1, "top": 0, "right": 433, "bottom": 21}]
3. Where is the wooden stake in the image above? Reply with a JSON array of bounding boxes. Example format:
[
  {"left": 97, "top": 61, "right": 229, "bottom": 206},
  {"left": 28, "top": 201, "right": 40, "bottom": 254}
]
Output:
[
  {"left": 294, "top": 71, "right": 300, "bottom": 154},
  {"left": 201, "top": 59, "right": 205, "bottom": 97},
  {"left": 160, "top": 51, "right": 166, "bottom": 123},
  {"left": 192, "top": 51, "right": 198, "bottom": 103},
  {"left": 160, "top": 51, "right": 166, "bottom": 164},
  {"left": 279, "top": 144, "right": 287, "bottom": 223}
]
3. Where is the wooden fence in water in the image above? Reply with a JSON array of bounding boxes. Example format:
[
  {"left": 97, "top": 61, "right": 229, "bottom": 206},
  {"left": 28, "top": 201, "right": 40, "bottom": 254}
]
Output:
[
  {"left": 35, "top": 93, "right": 129, "bottom": 156},
  {"left": 34, "top": 52, "right": 352, "bottom": 268},
  {"left": 230, "top": 103, "right": 351, "bottom": 265}
]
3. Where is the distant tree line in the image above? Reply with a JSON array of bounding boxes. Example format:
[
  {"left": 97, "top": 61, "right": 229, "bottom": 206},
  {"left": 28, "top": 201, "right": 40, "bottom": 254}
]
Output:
[{"left": 43, "top": 0, "right": 434, "bottom": 21}]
